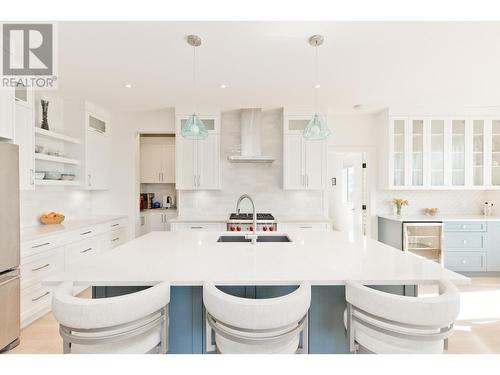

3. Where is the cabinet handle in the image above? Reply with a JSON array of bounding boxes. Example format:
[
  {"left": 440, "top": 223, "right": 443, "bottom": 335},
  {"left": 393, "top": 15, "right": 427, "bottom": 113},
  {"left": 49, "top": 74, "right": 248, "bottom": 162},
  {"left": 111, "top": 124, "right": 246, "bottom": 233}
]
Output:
[
  {"left": 306, "top": 175, "right": 309, "bottom": 187},
  {"left": 194, "top": 175, "right": 197, "bottom": 187},
  {"left": 31, "top": 263, "right": 50, "bottom": 271},
  {"left": 300, "top": 226, "right": 313, "bottom": 229},
  {"left": 80, "top": 231, "right": 92, "bottom": 236},
  {"left": 198, "top": 175, "right": 201, "bottom": 187},
  {"left": 140, "top": 216, "right": 145, "bottom": 226},
  {"left": 88, "top": 174, "right": 91, "bottom": 187},
  {"left": 32, "top": 242, "right": 50, "bottom": 249},
  {"left": 30, "top": 169, "right": 34, "bottom": 185},
  {"left": 161, "top": 172, "right": 164, "bottom": 181},
  {"left": 191, "top": 226, "right": 203, "bottom": 229},
  {"left": 111, "top": 238, "right": 120, "bottom": 242},
  {"left": 111, "top": 223, "right": 120, "bottom": 227},
  {"left": 32, "top": 291, "right": 50, "bottom": 302},
  {"left": 80, "top": 247, "right": 93, "bottom": 253}
]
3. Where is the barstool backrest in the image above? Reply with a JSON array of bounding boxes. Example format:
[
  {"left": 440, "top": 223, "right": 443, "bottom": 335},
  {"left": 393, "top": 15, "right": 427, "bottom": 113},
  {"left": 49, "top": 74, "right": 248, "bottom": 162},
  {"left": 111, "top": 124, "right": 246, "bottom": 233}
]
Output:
[{"left": 52, "top": 282, "right": 170, "bottom": 354}]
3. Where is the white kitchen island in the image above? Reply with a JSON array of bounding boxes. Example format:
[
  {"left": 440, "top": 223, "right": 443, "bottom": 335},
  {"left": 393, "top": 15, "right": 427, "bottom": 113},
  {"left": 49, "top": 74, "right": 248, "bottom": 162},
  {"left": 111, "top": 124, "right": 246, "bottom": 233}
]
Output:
[{"left": 44, "top": 230, "right": 468, "bottom": 354}]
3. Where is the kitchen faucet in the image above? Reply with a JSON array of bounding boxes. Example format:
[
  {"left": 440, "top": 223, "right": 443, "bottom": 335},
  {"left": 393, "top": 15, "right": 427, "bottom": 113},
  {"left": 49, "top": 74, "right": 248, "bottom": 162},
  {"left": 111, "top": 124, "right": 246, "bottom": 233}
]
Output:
[{"left": 236, "top": 194, "right": 258, "bottom": 244}]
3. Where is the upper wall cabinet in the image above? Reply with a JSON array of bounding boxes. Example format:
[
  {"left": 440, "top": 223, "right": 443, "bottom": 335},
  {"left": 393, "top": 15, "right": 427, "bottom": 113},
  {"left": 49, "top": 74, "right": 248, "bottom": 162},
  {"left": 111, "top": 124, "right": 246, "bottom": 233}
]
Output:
[
  {"left": 140, "top": 136, "right": 175, "bottom": 183},
  {"left": 0, "top": 87, "right": 15, "bottom": 140},
  {"left": 383, "top": 115, "right": 500, "bottom": 189},
  {"left": 283, "top": 114, "right": 327, "bottom": 190},
  {"left": 175, "top": 114, "right": 221, "bottom": 190},
  {"left": 85, "top": 107, "right": 109, "bottom": 190}
]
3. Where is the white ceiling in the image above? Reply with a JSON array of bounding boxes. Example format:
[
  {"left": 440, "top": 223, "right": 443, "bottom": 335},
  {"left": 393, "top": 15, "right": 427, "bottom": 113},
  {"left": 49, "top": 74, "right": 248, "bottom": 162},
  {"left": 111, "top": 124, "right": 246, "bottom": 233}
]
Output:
[{"left": 57, "top": 21, "right": 500, "bottom": 113}]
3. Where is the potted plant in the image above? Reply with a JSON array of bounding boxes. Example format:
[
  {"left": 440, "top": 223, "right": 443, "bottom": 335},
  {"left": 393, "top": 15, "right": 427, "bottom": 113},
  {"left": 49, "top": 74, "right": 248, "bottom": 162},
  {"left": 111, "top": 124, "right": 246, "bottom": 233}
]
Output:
[{"left": 392, "top": 198, "right": 409, "bottom": 216}]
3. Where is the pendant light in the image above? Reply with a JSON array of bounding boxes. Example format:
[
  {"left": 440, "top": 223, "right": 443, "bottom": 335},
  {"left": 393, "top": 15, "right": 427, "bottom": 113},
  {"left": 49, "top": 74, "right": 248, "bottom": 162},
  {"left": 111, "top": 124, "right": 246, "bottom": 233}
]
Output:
[
  {"left": 303, "top": 34, "right": 331, "bottom": 141},
  {"left": 181, "top": 35, "right": 209, "bottom": 140}
]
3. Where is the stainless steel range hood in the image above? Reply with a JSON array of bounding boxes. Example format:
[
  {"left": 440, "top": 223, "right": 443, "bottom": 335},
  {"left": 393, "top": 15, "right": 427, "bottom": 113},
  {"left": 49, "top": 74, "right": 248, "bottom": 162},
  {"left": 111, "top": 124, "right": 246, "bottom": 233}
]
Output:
[{"left": 228, "top": 108, "right": 275, "bottom": 163}]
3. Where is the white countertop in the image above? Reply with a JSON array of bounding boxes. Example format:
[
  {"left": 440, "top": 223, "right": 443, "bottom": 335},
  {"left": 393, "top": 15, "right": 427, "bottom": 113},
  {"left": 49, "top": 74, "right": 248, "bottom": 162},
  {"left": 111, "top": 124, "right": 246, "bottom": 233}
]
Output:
[
  {"left": 378, "top": 214, "right": 500, "bottom": 222},
  {"left": 44, "top": 230, "right": 468, "bottom": 287},
  {"left": 169, "top": 214, "right": 332, "bottom": 223},
  {"left": 21, "top": 215, "right": 127, "bottom": 242}
]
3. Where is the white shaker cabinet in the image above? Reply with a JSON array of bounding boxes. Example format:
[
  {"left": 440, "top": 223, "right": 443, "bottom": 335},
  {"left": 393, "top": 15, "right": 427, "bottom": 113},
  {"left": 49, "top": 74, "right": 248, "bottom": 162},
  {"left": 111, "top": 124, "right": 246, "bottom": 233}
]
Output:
[
  {"left": 175, "top": 114, "right": 221, "bottom": 190},
  {"left": 283, "top": 114, "right": 327, "bottom": 190},
  {"left": 85, "top": 109, "right": 109, "bottom": 190},
  {"left": 0, "top": 87, "right": 15, "bottom": 140},
  {"left": 15, "top": 102, "right": 35, "bottom": 190},
  {"left": 140, "top": 136, "right": 175, "bottom": 183}
]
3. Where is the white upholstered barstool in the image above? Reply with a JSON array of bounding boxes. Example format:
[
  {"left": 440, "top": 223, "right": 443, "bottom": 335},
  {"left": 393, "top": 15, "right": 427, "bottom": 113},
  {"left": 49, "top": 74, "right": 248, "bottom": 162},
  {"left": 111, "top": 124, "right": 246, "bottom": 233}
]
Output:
[
  {"left": 203, "top": 282, "right": 311, "bottom": 354},
  {"left": 52, "top": 282, "right": 170, "bottom": 354},
  {"left": 344, "top": 279, "right": 460, "bottom": 354}
]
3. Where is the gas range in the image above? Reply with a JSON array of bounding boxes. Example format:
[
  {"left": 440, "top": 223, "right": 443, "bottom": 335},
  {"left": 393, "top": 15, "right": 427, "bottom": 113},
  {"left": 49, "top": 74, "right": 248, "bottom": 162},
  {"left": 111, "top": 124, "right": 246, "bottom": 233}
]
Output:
[{"left": 226, "top": 213, "right": 277, "bottom": 232}]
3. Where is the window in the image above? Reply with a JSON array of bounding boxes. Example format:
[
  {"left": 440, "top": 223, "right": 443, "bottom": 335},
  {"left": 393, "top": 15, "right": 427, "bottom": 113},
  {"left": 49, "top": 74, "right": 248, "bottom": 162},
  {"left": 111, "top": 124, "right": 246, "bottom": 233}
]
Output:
[{"left": 343, "top": 167, "right": 354, "bottom": 204}]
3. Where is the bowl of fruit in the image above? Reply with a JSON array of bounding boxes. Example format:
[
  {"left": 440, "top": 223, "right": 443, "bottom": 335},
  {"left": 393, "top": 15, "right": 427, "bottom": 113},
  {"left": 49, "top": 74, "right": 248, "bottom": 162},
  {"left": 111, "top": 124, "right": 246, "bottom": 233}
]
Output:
[{"left": 40, "top": 212, "right": 65, "bottom": 225}]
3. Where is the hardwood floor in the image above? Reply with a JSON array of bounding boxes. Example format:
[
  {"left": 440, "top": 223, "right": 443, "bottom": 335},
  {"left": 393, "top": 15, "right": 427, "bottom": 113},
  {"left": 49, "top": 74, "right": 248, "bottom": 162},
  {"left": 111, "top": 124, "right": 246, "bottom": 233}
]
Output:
[{"left": 5, "top": 279, "right": 500, "bottom": 354}]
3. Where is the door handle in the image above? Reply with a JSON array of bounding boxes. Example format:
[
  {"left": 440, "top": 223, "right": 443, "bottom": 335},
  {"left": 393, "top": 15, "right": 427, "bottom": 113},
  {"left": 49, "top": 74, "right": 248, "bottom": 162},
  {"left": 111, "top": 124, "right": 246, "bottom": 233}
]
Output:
[
  {"left": 31, "top": 263, "right": 50, "bottom": 272},
  {"left": 32, "top": 242, "right": 50, "bottom": 249},
  {"left": 32, "top": 291, "right": 50, "bottom": 302}
]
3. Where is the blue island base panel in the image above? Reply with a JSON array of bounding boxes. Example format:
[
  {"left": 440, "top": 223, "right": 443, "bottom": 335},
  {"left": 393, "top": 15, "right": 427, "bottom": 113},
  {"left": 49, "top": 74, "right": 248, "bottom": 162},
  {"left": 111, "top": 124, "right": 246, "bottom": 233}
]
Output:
[{"left": 92, "top": 285, "right": 411, "bottom": 354}]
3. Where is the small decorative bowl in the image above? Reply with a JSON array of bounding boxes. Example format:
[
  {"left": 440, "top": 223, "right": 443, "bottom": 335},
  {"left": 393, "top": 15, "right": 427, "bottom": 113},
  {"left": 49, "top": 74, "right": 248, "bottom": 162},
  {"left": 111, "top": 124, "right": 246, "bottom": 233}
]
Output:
[
  {"left": 40, "top": 214, "right": 65, "bottom": 225},
  {"left": 44, "top": 171, "right": 62, "bottom": 180},
  {"left": 424, "top": 208, "right": 439, "bottom": 216}
]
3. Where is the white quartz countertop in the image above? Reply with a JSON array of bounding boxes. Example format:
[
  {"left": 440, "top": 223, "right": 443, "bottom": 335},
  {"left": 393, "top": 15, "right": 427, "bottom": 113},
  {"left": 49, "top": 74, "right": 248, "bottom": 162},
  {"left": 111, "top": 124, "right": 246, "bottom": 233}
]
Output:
[
  {"left": 44, "top": 230, "right": 468, "bottom": 287},
  {"left": 169, "top": 215, "right": 332, "bottom": 223},
  {"left": 378, "top": 214, "right": 500, "bottom": 222},
  {"left": 21, "top": 215, "right": 127, "bottom": 242}
]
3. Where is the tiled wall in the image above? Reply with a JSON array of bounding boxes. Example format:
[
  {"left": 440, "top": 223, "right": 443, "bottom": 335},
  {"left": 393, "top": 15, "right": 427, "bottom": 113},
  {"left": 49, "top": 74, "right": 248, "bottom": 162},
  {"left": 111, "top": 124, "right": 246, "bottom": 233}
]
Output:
[
  {"left": 20, "top": 189, "right": 92, "bottom": 228},
  {"left": 376, "top": 190, "right": 488, "bottom": 216},
  {"left": 179, "top": 109, "right": 325, "bottom": 217}
]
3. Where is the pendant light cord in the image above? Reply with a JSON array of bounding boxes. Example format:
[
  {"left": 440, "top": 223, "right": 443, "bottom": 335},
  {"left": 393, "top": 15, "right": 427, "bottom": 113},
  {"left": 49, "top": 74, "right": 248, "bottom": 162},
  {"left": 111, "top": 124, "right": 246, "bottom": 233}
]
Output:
[
  {"left": 193, "top": 45, "right": 197, "bottom": 114},
  {"left": 314, "top": 43, "right": 319, "bottom": 114}
]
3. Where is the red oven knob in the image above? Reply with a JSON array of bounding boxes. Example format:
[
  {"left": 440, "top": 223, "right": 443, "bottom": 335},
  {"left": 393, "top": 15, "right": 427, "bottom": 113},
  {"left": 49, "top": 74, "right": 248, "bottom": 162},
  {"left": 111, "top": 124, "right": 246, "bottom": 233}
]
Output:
[
  {"left": 269, "top": 226, "right": 274, "bottom": 231},
  {"left": 263, "top": 226, "right": 268, "bottom": 231},
  {"left": 249, "top": 226, "right": 253, "bottom": 231},
  {"left": 236, "top": 226, "right": 241, "bottom": 231},
  {"left": 230, "top": 226, "right": 235, "bottom": 231}
]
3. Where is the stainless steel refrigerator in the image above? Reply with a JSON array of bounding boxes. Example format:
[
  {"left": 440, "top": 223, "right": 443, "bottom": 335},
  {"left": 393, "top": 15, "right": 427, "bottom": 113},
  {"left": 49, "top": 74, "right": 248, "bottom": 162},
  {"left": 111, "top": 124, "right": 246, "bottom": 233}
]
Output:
[{"left": 0, "top": 143, "right": 20, "bottom": 352}]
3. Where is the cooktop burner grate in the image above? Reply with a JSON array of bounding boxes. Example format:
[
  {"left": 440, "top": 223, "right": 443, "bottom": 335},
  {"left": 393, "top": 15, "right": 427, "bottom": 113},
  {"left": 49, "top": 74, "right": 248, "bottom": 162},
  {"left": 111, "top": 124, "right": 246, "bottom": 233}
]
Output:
[{"left": 229, "top": 213, "right": 275, "bottom": 221}]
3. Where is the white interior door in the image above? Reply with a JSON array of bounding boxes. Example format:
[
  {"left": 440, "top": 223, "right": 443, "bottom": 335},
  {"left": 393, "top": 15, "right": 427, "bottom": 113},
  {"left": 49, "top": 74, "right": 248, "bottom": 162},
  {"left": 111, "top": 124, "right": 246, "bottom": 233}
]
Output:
[
  {"left": 140, "top": 142, "right": 162, "bottom": 183},
  {"left": 15, "top": 104, "right": 34, "bottom": 190},
  {"left": 284, "top": 134, "right": 304, "bottom": 189}
]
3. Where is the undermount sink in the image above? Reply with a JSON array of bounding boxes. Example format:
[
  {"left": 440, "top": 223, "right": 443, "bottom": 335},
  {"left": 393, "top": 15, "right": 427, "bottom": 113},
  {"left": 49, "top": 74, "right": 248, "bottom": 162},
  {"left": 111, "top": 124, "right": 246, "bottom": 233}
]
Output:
[{"left": 217, "top": 235, "right": 291, "bottom": 243}]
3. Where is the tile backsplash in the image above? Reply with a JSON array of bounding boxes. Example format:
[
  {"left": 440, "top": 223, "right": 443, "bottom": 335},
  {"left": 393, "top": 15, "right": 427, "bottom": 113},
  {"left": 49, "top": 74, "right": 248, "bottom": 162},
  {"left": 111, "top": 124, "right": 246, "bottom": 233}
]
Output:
[
  {"left": 376, "top": 190, "right": 488, "bottom": 216},
  {"left": 179, "top": 109, "right": 325, "bottom": 217},
  {"left": 20, "top": 189, "right": 92, "bottom": 228}
]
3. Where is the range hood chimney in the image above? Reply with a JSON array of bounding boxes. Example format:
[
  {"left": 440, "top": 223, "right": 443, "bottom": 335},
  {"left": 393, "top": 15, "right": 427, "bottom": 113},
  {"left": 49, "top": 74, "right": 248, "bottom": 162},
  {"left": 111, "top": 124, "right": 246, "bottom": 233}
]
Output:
[{"left": 228, "top": 108, "right": 275, "bottom": 163}]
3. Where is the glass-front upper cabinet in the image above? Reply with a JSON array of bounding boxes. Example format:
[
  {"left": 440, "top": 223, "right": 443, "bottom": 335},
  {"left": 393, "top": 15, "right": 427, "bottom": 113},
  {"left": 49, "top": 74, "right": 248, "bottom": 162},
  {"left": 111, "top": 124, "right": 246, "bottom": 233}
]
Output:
[
  {"left": 451, "top": 120, "right": 466, "bottom": 186},
  {"left": 392, "top": 119, "right": 406, "bottom": 187},
  {"left": 430, "top": 119, "right": 445, "bottom": 186},
  {"left": 410, "top": 120, "right": 424, "bottom": 186},
  {"left": 492, "top": 120, "right": 500, "bottom": 186},
  {"left": 473, "top": 120, "right": 485, "bottom": 186}
]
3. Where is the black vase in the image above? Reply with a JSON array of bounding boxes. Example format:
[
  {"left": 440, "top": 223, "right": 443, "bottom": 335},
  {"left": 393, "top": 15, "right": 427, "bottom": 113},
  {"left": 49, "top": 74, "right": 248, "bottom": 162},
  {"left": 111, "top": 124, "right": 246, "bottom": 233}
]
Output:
[{"left": 41, "top": 100, "right": 49, "bottom": 130}]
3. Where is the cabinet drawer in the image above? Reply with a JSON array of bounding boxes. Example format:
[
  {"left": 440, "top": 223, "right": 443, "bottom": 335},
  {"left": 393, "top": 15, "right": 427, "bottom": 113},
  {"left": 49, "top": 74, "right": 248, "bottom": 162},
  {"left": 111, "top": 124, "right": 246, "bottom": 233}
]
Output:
[
  {"left": 445, "top": 233, "right": 486, "bottom": 251},
  {"left": 65, "top": 237, "right": 102, "bottom": 267},
  {"left": 104, "top": 228, "right": 127, "bottom": 250},
  {"left": 103, "top": 218, "right": 127, "bottom": 232},
  {"left": 445, "top": 252, "right": 486, "bottom": 272},
  {"left": 171, "top": 223, "right": 224, "bottom": 232},
  {"left": 21, "top": 234, "right": 67, "bottom": 257},
  {"left": 279, "top": 222, "right": 330, "bottom": 232},
  {"left": 21, "top": 282, "right": 53, "bottom": 321},
  {"left": 67, "top": 225, "right": 101, "bottom": 243},
  {"left": 20, "top": 248, "right": 65, "bottom": 289},
  {"left": 444, "top": 221, "right": 487, "bottom": 232}
]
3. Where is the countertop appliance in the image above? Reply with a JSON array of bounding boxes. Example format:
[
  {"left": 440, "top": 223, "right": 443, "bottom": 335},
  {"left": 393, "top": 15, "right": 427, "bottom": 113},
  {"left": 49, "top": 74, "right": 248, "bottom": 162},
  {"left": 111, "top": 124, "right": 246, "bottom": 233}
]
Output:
[
  {"left": 226, "top": 212, "right": 277, "bottom": 232},
  {"left": 403, "top": 222, "right": 444, "bottom": 264},
  {"left": 0, "top": 143, "right": 21, "bottom": 352}
]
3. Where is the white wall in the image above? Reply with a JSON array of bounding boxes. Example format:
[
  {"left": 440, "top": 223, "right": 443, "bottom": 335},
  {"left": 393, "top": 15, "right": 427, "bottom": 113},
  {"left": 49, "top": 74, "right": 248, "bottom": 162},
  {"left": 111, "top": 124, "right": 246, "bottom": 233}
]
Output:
[
  {"left": 180, "top": 109, "right": 325, "bottom": 217},
  {"left": 90, "top": 108, "right": 175, "bottom": 236}
]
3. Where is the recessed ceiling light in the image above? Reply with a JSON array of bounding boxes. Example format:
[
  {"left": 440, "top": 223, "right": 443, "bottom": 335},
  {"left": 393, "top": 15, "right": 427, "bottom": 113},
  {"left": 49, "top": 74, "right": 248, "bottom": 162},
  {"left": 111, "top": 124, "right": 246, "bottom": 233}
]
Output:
[
  {"left": 219, "top": 84, "right": 227, "bottom": 89},
  {"left": 124, "top": 84, "right": 132, "bottom": 88},
  {"left": 313, "top": 84, "right": 321, "bottom": 89}
]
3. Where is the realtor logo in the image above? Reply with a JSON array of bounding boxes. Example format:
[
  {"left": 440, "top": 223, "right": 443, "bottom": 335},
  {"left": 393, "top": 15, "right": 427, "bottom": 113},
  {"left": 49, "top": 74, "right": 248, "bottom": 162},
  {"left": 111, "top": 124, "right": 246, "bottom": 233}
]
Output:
[{"left": 1, "top": 23, "right": 57, "bottom": 88}]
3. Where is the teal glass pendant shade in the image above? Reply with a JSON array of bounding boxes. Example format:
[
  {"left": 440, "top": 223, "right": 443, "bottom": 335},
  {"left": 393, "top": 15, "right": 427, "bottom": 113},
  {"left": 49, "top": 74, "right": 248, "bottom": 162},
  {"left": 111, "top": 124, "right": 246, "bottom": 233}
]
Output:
[
  {"left": 181, "top": 114, "right": 209, "bottom": 140},
  {"left": 303, "top": 114, "right": 331, "bottom": 140}
]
